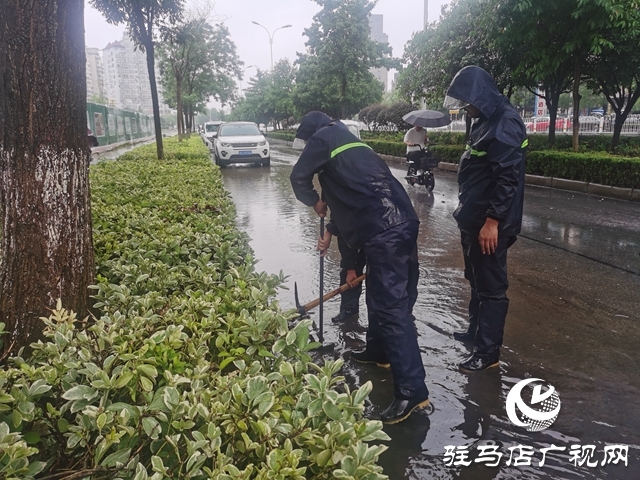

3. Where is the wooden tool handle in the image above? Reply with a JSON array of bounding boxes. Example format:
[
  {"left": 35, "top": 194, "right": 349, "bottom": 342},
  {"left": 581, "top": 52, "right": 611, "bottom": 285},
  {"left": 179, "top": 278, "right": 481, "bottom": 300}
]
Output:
[{"left": 303, "top": 273, "right": 366, "bottom": 312}]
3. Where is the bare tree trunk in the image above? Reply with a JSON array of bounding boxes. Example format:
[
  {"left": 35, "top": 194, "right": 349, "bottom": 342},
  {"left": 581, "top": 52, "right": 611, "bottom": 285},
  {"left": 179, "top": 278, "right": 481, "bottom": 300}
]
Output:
[
  {"left": 572, "top": 58, "right": 581, "bottom": 152},
  {"left": 176, "top": 78, "right": 184, "bottom": 141},
  {"left": 0, "top": 0, "right": 95, "bottom": 354},
  {"left": 546, "top": 87, "right": 561, "bottom": 147},
  {"left": 144, "top": 41, "right": 164, "bottom": 159}
]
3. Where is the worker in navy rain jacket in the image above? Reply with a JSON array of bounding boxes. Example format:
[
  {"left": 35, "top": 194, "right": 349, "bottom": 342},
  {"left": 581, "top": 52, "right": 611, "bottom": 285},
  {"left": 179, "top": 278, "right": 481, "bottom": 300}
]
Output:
[
  {"left": 443, "top": 66, "right": 528, "bottom": 372},
  {"left": 290, "top": 111, "right": 428, "bottom": 424}
]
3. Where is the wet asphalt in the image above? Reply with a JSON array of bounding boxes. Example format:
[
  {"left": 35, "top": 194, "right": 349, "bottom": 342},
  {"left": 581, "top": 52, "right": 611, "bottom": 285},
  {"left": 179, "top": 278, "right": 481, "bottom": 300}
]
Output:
[{"left": 218, "top": 141, "right": 640, "bottom": 480}]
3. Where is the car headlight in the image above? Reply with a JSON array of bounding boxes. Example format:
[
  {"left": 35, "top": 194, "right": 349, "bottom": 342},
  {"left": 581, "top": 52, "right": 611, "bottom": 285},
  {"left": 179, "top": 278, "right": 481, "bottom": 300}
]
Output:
[
  {"left": 258, "top": 141, "right": 267, "bottom": 146},
  {"left": 220, "top": 142, "right": 231, "bottom": 147}
]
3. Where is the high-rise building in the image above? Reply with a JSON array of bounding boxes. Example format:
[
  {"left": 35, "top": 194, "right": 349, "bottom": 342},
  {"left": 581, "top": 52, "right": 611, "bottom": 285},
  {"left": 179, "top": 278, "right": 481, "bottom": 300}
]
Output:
[
  {"left": 424, "top": 0, "right": 429, "bottom": 29},
  {"left": 102, "top": 33, "right": 169, "bottom": 114},
  {"left": 85, "top": 47, "right": 105, "bottom": 101},
  {"left": 369, "top": 14, "right": 388, "bottom": 91}
]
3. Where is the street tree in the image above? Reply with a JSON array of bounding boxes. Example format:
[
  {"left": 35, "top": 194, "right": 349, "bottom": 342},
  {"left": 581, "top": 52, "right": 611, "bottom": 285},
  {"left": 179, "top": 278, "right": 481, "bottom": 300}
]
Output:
[
  {"left": 505, "top": 0, "right": 640, "bottom": 151},
  {"left": 585, "top": 23, "right": 640, "bottom": 149},
  {"left": 489, "top": 0, "right": 575, "bottom": 145},
  {"left": 0, "top": 0, "right": 95, "bottom": 354},
  {"left": 159, "top": 19, "right": 241, "bottom": 139},
  {"left": 379, "top": 101, "right": 416, "bottom": 132},
  {"left": 268, "top": 59, "right": 297, "bottom": 129},
  {"left": 296, "top": 0, "right": 395, "bottom": 118},
  {"left": 90, "top": 0, "right": 185, "bottom": 159},
  {"left": 229, "top": 70, "right": 273, "bottom": 126},
  {"left": 294, "top": 54, "right": 384, "bottom": 119},
  {"left": 397, "top": 0, "right": 515, "bottom": 107}
]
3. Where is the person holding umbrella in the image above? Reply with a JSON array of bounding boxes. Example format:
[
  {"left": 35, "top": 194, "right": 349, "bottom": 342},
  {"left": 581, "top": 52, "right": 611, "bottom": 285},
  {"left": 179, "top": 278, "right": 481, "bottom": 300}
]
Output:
[
  {"left": 290, "top": 111, "right": 429, "bottom": 424},
  {"left": 404, "top": 125, "right": 428, "bottom": 154}
]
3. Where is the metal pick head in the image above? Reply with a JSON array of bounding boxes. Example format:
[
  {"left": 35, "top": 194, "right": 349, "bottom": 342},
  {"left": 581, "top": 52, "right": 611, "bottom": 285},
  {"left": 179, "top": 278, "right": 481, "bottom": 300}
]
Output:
[{"left": 294, "top": 282, "right": 306, "bottom": 315}]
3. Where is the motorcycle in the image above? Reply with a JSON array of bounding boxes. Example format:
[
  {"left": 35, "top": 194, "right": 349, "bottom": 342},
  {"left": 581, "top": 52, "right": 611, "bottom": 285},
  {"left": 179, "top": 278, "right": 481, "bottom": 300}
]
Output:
[{"left": 404, "top": 143, "right": 439, "bottom": 192}]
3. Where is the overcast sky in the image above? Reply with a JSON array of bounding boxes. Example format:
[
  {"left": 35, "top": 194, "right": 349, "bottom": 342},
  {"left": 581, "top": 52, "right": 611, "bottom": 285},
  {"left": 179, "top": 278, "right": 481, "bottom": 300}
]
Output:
[{"left": 84, "top": 0, "right": 452, "bottom": 75}]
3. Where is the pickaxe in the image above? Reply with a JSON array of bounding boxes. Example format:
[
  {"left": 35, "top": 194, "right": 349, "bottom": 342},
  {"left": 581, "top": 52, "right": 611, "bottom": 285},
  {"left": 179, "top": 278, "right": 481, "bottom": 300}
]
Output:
[{"left": 294, "top": 273, "right": 366, "bottom": 317}]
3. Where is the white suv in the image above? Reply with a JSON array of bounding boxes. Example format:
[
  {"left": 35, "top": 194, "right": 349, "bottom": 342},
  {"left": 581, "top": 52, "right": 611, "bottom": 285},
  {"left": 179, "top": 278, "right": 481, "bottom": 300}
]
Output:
[{"left": 214, "top": 122, "right": 270, "bottom": 167}]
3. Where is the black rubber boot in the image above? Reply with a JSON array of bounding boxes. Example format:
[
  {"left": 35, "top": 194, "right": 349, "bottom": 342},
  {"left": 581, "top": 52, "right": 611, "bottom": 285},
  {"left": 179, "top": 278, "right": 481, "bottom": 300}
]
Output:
[
  {"left": 459, "top": 350, "right": 500, "bottom": 373},
  {"left": 380, "top": 391, "right": 431, "bottom": 424},
  {"left": 331, "top": 309, "right": 358, "bottom": 323},
  {"left": 350, "top": 349, "right": 390, "bottom": 368}
]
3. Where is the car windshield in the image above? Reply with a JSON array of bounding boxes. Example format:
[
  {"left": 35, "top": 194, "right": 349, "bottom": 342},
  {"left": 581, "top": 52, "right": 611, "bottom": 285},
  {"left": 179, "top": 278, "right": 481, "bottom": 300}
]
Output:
[
  {"left": 220, "top": 124, "right": 260, "bottom": 136},
  {"left": 205, "top": 124, "right": 219, "bottom": 133}
]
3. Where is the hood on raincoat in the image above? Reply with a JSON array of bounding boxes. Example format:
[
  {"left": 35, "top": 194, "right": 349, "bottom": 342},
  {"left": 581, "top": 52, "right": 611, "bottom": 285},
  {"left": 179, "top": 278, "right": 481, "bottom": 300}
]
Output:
[
  {"left": 295, "top": 111, "right": 333, "bottom": 141},
  {"left": 445, "top": 66, "right": 504, "bottom": 119}
]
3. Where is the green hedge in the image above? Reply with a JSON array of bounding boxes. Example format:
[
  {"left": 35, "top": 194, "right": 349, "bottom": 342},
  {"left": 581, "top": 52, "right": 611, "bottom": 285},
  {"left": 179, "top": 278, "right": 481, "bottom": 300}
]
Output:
[
  {"left": 0, "top": 137, "right": 390, "bottom": 480},
  {"left": 266, "top": 132, "right": 296, "bottom": 142},
  {"left": 525, "top": 133, "right": 640, "bottom": 156},
  {"left": 363, "top": 139, "right": 406, "bottom": 158},
  {"left": 527, "top": 151, "right": 640, "bottom": 188},
  {"left": 361, "top": 130, "right": 467, "bottom": 146}
]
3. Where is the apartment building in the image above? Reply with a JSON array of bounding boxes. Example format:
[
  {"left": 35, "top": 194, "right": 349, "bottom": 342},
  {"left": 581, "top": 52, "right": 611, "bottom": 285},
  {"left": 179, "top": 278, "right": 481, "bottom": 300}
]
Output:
[
  {"left": 86, "top": 47, "right": 105, "bottom": 101},
  {"left": 101, "top": 33, "right": 169, "bottom": 114},
  {"left": 369, "top": 14, "right": 389, "bottom": 91}
]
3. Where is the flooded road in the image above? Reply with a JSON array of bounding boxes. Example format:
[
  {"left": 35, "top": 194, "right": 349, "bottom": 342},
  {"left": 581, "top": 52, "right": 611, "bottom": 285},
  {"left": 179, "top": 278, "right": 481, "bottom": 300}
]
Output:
[{"left": 220, "top": 141, "right": 640, "bottom": 480}]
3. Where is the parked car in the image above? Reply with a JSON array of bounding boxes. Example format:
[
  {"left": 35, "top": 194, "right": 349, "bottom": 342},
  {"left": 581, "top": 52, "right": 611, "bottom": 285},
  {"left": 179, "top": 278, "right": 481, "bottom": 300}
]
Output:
[
  {"left": 214, "top": 122, "right": 270, "bottom": 167},
  {"left": 202, "top": 121, "right": 224, "bottom": 151}
]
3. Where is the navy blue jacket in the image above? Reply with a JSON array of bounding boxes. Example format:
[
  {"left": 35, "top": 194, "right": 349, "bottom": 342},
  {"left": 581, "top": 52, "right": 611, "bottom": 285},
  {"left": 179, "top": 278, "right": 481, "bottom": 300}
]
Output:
[
  {"left": 446, "top": 66, "right": 527, "bottom": 236},
  {"left": 290, "top": 111, "right": 418, "bottom": 249}
]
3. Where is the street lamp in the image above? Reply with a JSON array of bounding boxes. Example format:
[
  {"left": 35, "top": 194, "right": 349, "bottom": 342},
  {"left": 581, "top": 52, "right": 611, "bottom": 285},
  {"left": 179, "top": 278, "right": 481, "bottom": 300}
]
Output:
[{"left": 251, "top": 21, "right": 292, "bottom": 70}]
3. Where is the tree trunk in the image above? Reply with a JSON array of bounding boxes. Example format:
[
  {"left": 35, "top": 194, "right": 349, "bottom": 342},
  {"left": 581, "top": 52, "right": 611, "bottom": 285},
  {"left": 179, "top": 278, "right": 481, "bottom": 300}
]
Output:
[
  {"left": 176, "top": 77, "right": 184, "bottom": 141},
  {"left": 0, "top": 0, "right": 95, "bottom": 355},
  {"left": 144, "top": 41, "right": 164, "bottom": 159},
  {"left": 546, "top": 87, "right": 561, "bottom": 147},
  {"left": 572, "top": 58, "right": 581, "bottom": 152}
]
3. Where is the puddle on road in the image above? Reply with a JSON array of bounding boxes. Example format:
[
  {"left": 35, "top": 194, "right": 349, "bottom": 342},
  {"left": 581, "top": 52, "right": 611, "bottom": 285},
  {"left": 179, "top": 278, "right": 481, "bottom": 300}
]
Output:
[{"left": 220, "top": 144, "right": 640, "bottom": 480}]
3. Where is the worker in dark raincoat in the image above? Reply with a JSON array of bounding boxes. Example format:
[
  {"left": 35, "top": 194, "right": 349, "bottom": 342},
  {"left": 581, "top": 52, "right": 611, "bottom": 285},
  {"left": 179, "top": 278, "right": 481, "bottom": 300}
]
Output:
[
  {"left": 290, "top": 111, "right": 428, "bottom": 424},
  {"left": 443, "top": 66, "right": 527, "bottom": 372}
]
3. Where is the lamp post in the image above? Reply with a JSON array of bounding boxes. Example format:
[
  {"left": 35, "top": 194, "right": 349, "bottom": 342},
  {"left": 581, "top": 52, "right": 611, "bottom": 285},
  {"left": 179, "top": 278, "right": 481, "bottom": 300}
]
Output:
[{"left": 251, "top": 21, "right": 292, "bottom": 70}]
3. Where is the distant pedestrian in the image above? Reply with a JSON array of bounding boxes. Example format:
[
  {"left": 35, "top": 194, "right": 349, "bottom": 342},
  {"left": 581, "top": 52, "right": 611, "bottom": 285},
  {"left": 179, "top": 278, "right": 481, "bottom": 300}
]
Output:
[
  {"left": 87, "top": 128, "right": 99, "bottom": 148},
  {"left": 290, "top": 111, "right": 428, "bottom": 424},
  {"left": 444, "top": 66, "right": 528, "bottom": 372}
]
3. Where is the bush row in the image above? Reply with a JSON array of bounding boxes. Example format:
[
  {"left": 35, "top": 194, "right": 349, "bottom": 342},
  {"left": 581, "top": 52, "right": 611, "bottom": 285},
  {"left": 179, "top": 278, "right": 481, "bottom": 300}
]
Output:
[
  {"left": 0, "top": 137, "right": 390, "bottom": 480},
  {"left": 265, "top": 132, "right": 296, "bottom": 142},
  {"left": 361, "top": 137, "right": 640, "bottom": 188},
  {"left": 527, "top": 151, "right": 640, "bottom": 188},
  {"left": 525, "top": 133, "right": 640, "bottom": 156}
]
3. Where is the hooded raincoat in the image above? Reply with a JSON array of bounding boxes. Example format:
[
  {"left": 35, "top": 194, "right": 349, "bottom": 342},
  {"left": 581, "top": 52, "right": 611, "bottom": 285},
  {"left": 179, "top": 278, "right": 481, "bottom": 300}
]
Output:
[
  {"left": 446, "top": 66, "right": 528, "bottom": 356},
  {"left": 290, "top": 111, "right": 418, "bottom": 249},
  {"left": 290, "top": 112, "right": 426, "bottom": 400},
  {"left": 446, "top": 66, "right": 527, "bottom": 236}
]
